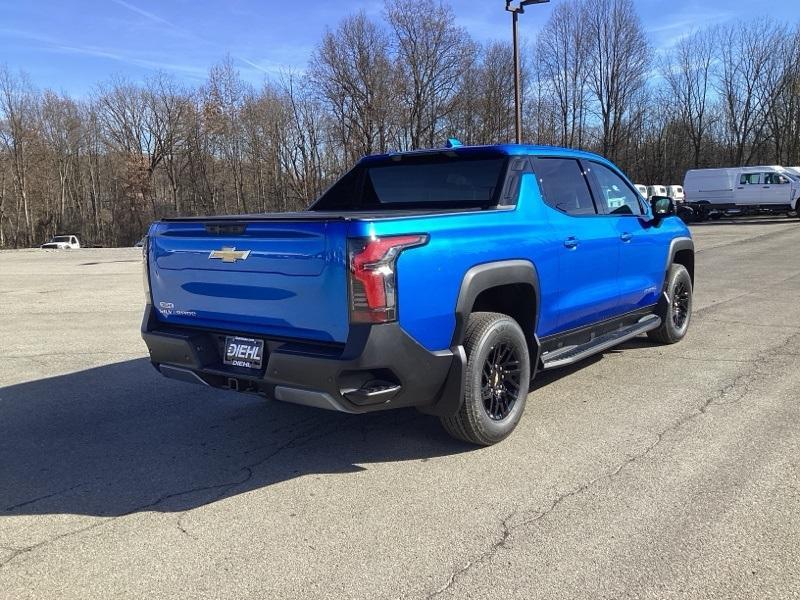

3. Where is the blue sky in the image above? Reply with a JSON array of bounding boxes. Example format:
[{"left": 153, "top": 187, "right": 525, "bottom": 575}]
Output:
[{"left": 0, "top": 0, "right": 784, "bottom": 95}]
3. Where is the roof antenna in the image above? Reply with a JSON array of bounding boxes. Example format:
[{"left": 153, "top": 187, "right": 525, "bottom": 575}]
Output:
[{"left": 445, "top": 138, "right": 464, "bottom": 149}]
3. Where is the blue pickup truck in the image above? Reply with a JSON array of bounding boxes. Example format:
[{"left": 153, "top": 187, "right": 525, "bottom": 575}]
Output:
[{"left": 142, "top": 144, "right": 694, "bottom": 445}]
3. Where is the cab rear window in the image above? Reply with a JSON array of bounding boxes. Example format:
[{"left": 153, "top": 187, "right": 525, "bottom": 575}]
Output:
[{"left": 311, "top": 155, "right": 508, "bottom": 211}]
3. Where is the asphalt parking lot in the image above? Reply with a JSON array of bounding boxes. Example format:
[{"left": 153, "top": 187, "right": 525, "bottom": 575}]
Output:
[{"left": 1, "top": 217, "right": 799, "bottom": 599}]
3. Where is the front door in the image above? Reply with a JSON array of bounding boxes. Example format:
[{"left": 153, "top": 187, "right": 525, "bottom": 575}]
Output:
[
  {"left": 761, "top": 172, "right": 793, "bottom": 205},
  {"left": 584, "top": 160, "right": 666, "bottom": 314}
]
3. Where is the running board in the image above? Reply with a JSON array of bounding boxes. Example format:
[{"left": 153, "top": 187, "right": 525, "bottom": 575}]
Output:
[{"left": 540, "top": 314, "right": 661, "bottom": 370}]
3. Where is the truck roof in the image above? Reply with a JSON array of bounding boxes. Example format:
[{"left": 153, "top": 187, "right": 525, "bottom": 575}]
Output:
[{"left": 359, "top": 143, "right": 615, "bottom": 168}]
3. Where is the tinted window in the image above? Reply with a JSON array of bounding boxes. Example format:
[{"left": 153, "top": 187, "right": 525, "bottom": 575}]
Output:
[
  {"left": 740, "top": 173, "right": 760, "bottom": 184},
  {"left": 588, "top": 162, "right": 643, "bottom": 216},
  {"left": 532, "top": 158, "right": 596, "bottom": 215},
  {"left": 311, "top": 155, "right": 507, "bottom": 211},
  {"left": 764, "top": 173, "right": 789, "bottom": 185}
]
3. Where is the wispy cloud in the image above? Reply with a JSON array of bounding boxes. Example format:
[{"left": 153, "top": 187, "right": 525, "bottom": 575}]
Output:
[
  {"left": 51, "top": 44, "right": 208, "bottom": 77},
  {"left": 106, "top": 0, "right": 294, "bottom": 80},
  {"left": 0, "top": 27, "right": 207, "bottom": 79},
  {"left": 109, "top": 0, "right": 173, "bottom": 28},
  {"left": 646, "top": 8, "right": 734, "bottom": 49}
]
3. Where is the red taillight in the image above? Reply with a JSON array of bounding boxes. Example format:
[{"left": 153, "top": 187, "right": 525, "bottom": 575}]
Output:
[{"left": 348, "top": 234, "right": 428, "bottom": 324}]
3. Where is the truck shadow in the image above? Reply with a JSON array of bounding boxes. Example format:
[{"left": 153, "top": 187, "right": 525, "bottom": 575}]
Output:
[{"left": 0, "top": 359, "right": 472, "bottom": 518}]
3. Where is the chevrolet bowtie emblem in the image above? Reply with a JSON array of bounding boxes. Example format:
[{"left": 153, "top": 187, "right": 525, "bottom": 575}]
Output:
[{"left": 209, "top": 247, "right": 251, "bottom": 263}]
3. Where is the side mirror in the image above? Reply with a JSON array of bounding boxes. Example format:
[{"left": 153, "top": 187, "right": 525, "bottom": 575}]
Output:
[{"left": 650, "top": 195, "right": 675, "bottom": 223}]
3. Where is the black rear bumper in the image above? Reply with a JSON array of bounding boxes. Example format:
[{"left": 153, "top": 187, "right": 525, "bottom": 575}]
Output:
[{"left": 141, "top": 304, "right": 464, "bottom": 416}]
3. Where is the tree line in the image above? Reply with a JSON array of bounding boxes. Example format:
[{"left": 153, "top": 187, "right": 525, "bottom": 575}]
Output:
[{"left": 1, "top": 0, "right": 798, "bottom": 248}]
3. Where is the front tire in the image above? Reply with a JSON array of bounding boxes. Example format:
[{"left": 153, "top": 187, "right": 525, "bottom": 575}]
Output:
[
  {"left": 648, "top": 264, "right": 692, "bottom": 344},
  {"left": 440, "top": 312, "right": 531, "bottom": 446}
]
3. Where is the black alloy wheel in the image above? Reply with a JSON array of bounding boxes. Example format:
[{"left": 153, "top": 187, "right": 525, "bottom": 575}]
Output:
[{"left": 482, "top": 342, "right": 522, "bottom": 421}]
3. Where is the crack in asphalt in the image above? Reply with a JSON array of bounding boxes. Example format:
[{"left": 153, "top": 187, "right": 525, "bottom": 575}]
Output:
[
  {"left": 424, "top": 326, "right": 800, "bottom": 598},
  {"left": 0, "top": 410, "right": 424, "bottom": 570},
  {"left": 4, "top": 483, "right": 87, "bottom": 512},
  {"left": 0, "top": 415, "right": 331, "bottom": 570}
]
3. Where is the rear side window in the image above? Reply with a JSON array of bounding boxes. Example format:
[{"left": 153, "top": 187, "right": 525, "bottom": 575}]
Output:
[
  {"left": 311, "top": 155, "right": 508, "bottom": 211},
  {"left": 587, "top": 162, "right": 643, "bottom": 216},
  {"left": 532, "top": 157, "right": 596, "bottom": 216},
  {"left": 740, "top": 173, "right": 760, "bottom": 184}
]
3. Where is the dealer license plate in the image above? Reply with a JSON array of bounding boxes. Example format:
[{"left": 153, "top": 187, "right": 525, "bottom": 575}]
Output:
[{"left": 223, "top": 336, "right": 265, "bottom": 369}]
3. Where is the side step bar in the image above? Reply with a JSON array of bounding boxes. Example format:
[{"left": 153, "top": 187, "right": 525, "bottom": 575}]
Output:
[{"left": 540, "top": 314, "right": 661, "bottom": 370}]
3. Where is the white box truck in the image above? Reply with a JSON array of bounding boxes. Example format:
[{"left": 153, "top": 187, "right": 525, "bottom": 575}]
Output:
[{"left": 683, "top": 166, "right": 800, "bottom": 220}]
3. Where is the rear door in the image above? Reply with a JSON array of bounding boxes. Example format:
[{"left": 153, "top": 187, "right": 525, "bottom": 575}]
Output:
[
  {"left": 585, "top": 160, "right": 666, "bottom": 314},
  {"left": 147, "top": 218, "right": 350, "bottom": 343},
  {"left": 736, "top": 172, "right": 762, "bottom": 205},
  {"left": 532, "top": 156, "right": 619, "bottom": 331}
]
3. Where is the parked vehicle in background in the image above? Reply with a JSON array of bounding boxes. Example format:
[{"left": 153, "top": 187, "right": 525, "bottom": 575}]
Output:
[
  {"left": 647, "top": 185, "right": 667, "bottom": 199},
  {"left": 142, "top": 143, "right": 695, "bottom": 446},
  {"left": 40, "top": 235, "right": 80, "bottom": 249},
  {"left": 683, "top": 166, "right": 800, "bottom": 220},
  {"left": 666, "top": 185, "right": 685, "bottom": 204},
  {"left": 635, "top": 184, "right": 648, "bottom": 198}
]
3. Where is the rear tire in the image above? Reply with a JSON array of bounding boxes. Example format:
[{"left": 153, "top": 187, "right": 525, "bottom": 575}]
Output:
[
  {"left": 648, "top": 264, "right": 692, "bottom": 344},
  {"left": 440, "top": 312, "right": 531, "bottom": 446}
]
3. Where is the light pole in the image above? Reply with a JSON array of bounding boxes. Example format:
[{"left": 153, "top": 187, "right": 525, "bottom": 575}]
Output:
[{"left": 505, "top": 0, "right": 549, "bottom": 144}]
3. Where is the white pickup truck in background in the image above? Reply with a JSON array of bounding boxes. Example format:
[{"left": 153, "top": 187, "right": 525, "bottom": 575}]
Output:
[
  {"left": 40, "top": 235, "right": 81, "bottom": 249},
  {"left": 683, "top": 166, "right": 800, "bottom": 220}
]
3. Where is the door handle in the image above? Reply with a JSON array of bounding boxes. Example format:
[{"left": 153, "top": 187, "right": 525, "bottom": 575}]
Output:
[
  {"left": 762, "top": 186, "right": 770, "bottom": 189},
  {"left": 564, "top": 236, "right": 579, "bottom": 249},
  {"left": 620, "top": 232, "right": 633, "bottom": 243}
]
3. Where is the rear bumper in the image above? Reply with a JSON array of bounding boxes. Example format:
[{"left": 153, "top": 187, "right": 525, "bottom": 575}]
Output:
[{"left": 141, "top": 304, "right": 464, "bottom": 416}]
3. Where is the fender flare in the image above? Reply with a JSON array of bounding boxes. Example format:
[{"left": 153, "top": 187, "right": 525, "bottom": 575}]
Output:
[
  {"left": 421, "top": 260, "right": 541, "bottom": 419},
  {"left": 451, "top": 259, "right": 541, "bottom": 348},
  {"left": 666, "top": 237, "right": 694, "bottom": 280}
]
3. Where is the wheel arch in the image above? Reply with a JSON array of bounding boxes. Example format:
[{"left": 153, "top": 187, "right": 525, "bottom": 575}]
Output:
[
  {"left": 667, "top": 237, "right": 695, "bottom": 286},
  {"left": 451, "top": 260, "right": 541, "bottom": 364}
]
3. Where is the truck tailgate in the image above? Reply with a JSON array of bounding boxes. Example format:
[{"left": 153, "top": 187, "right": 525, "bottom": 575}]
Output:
[{"left": 147, "top": 219, "right": 350, "bottom": 343}]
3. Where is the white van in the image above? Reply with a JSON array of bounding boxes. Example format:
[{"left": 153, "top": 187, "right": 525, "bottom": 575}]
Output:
[
  {"left": 666, "top": 185, "right": 684, "bottom": 204},
  {"left": 634, "top": 184, "right": 648, "bottom": 198},
  {"left": 647, "top": 185, "right": 667, "bottom": 199},
  {"left": 683, "top": 166, "right": 800, "bottom": 213}
]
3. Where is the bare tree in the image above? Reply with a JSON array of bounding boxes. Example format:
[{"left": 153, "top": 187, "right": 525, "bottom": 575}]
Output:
[
  {"left": 0, "top": 66, "right": 36, "bottom": 245},
  {"left": 537, "top": 0, "right": 590, "bottom": 148},
  {"left": 584, "top": 0, "right": 650, "bottom": 161},
  {"left": 766, "top": 26, "right": 800, "bottom": 164},
  {"left": 203, "top": 57, "right": 250, "bottom": 213},
  {"left": 145, "top": 73, "right": 191, "bottom": 214},
  {"left": 717, "top": 20, "right": 790, "bottom": 165},
  {"left": 662, "top": 29, "right": 717, "bottom": 168},
  {"left": 310, "top": 12, "right": 394, "bottom": 164},
  {"left": 386, "top": 0, "right": 476, "bottom": 149}
]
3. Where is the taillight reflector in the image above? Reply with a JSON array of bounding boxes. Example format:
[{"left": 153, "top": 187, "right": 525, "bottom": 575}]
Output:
[{"left": 348, "top": 234, "right": 428, "bottom": 324}]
